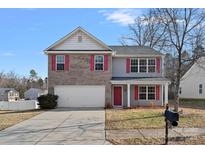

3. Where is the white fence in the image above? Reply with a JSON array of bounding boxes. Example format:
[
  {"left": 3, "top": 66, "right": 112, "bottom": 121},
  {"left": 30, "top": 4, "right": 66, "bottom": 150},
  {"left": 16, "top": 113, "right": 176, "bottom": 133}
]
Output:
[{"left": 0, "top": 100, "right": 39, "bottom": 111}]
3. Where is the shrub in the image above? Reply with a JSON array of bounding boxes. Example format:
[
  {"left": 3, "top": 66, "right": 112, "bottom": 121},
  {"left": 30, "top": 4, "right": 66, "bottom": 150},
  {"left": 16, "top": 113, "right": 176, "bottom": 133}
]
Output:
[{"left": 37, "top": 94, "right": 58, "bottom": 109}]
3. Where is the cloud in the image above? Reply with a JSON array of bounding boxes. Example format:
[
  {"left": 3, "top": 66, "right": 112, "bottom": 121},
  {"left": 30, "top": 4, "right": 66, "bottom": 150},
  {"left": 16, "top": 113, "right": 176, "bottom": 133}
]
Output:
[
  {"left": 0, "top": 52, "right": 15, "bottom": 56},
  {"left": 99, "top": 9, "right": 142, "bottom": 26}
]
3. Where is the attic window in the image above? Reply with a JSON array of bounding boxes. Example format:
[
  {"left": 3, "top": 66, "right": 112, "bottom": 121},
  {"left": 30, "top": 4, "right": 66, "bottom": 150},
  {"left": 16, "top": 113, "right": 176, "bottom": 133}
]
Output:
[{"left": 78, "top": 35, "right": 82, "bottom": 42}]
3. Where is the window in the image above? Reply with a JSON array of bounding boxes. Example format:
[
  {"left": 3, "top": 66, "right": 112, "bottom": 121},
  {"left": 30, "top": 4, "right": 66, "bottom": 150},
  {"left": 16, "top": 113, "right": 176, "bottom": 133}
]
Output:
[
  {"left": 131, "top": 59, "right": 138, "bottom": 72},
  {"left": 148, "top": 59, "right": 156, "bottom": 73},
  {"left": 139, "top": 86, "right": 147, "bottom": 100},
  {"left": 139, "top": 59, "right": 147, "bottom": 73},
  {"left": 56, "top": 55, "right": 65, "bottom": 71},
  {"left": 94, "top": 55, "right": 104, "bottom": 71},
  {"left": 179, "top": 87, "right": 182, "bottom": 94},
  {"left": 199, "top": 84, "right": 203, "bottom": 94},
  {"left": 148, "top": 86, "right": 155, "bottom": 100},
  {"left": 139, "top": 86, "right": 156, "bottom": 100}
]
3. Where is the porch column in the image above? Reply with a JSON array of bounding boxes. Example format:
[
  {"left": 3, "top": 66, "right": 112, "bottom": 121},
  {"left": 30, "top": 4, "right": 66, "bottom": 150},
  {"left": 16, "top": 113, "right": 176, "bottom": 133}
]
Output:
[
  {"left": 165, "top": 83, "right": 168, "bottom": 104},
  {"left": 127, "top": 84, "right": 130, "bottom": 107}
]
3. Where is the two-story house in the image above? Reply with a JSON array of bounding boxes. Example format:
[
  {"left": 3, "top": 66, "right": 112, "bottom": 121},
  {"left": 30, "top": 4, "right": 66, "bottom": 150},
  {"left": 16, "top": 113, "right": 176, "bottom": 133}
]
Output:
[{"left": 44, "top": 27, "right": 170, "bottom": 108}]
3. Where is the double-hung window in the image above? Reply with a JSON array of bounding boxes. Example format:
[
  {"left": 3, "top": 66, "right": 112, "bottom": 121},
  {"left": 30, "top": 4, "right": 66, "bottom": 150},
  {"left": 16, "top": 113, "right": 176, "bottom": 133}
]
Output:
[
  {"left": 139, "top": 86, "right": 147, "bottom": 100},
  {"left": 56, "top": 55, "right": 65, "bottom": 71},
  {"left": 148, "top": 86, "right": 155, "bottom": 100},
  {"left": 139, "top": 59, "right": 147, "bottom": 73},
  {"left": 131, "top": 59, "right": 138, "bottom": 72},
  {"left": 199, "top": 84, "right": 203, "bottom": 94},
  {"left": 139, "top": 86, "right": 156, "bottom": 100},
  {"left": 148, "top": 59, "right": 156, "bottom": 73},
  {"left": 94, "top": 55, "right": 104, "bottom": 71}
]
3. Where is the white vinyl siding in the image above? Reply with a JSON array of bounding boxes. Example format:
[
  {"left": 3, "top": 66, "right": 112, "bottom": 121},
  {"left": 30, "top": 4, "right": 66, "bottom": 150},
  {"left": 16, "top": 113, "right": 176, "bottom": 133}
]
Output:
[{"left": 52, "top": 31, "right": 107, "bottom": 50}]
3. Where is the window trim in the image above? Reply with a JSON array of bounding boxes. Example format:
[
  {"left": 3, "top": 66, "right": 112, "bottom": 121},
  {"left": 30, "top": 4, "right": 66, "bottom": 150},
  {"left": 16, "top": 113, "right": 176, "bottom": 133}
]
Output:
[
  {"left": 94, "top": 55, "right": 104, "bottom": 71},
  {"left": 130, "top": 58, "right": 156, "bottom": 73},
  {"left": 56, "top": 55, "right": 65, "bottom": 71},
  {"left": 147, "top": 58, "right": 156, "bottom": 73},
  {"left": 130, "top": 58, "right": 138, "bottom": 73},
  {"left": 138, "top": 85, "right": 156, "bottom": 101}
]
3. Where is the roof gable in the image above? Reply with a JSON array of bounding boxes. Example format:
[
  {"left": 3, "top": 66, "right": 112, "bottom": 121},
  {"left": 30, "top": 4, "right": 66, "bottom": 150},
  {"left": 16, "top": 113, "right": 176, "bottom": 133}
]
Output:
[
  {"left": 181, "top": 57, "right": 205, "bottom": 81},
  {"left": 45, "top": 27, "right": 112, "bottom": 52}
]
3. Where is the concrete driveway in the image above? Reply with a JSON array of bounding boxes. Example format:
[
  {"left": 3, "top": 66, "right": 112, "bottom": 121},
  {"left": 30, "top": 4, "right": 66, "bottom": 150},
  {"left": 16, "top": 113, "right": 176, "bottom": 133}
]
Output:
[{"left": 0, "top": 108, "right": 110, "bottom": 145}]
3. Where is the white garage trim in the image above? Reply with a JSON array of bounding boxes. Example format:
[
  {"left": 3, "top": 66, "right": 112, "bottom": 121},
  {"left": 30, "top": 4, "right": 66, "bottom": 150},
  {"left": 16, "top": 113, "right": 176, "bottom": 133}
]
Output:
[{"left": 54, "top": 85, "right": 105, "bottom": 107}]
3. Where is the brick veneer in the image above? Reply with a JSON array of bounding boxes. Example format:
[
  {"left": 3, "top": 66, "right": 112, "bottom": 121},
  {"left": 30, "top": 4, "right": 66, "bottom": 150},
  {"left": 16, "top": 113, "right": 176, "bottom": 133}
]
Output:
[{"left": 48, "top": 54, "right": 112, "bottom": 106}]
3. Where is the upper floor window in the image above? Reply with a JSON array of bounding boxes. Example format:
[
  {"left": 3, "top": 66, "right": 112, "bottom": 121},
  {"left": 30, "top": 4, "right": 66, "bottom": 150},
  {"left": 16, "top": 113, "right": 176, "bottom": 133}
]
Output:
[
  {"left": 94, "top": 55, "right": 104, "bottom": 71},
  {"left": 199, "top": 84, "right": 203, "bottom": 94},
  {"left": 148, "top": 59, "right": 156, "bottom": 73},
  {"left": 131, "top": 59, "right": 138, "bottom": 72},
  {"left": 56, "top": 55, "right": 65, "bottom": 71},
  {"left": 139, "top": 59, "right": 147, "bottom": 73}
]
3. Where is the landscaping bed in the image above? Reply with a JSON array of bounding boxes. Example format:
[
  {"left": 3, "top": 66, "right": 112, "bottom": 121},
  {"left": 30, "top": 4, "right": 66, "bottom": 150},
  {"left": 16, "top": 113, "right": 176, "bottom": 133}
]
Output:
[{"left": 0, "top": 110, "right": 43, "bottom": 131}]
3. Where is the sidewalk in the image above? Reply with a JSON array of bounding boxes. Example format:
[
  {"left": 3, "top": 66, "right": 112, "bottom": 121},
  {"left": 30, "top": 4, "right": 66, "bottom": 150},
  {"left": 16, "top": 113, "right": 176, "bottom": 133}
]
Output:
[{"left": 106, "top": 127, "right": 205, "bottom": 140}]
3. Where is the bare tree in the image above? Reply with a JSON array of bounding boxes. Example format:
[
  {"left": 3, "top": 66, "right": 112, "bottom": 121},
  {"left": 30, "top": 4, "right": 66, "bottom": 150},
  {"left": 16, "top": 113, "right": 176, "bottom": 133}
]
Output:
[
  {"left": 122, "top": 9, "right": 168, "bottom": 51},
  {"left": 153, "top": 8, "right": 205, "bottom": 111},
  {"left": 122, "top": 8, "right": 205, "bottom": 111}
]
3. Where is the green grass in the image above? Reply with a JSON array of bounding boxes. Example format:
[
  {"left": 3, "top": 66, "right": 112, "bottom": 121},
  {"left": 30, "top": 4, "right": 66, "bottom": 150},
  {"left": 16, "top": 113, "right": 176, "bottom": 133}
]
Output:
[
  {"left": 169, "top": 99, "right": 205, "bottom": 109},
  {"left": 106, "top": 108, "right": 205, "bottom": 130}
]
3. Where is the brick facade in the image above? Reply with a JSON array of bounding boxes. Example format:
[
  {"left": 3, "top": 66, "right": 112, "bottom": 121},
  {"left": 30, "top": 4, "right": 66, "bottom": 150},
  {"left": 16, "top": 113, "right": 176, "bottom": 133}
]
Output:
[{"left": 48, "top": 54, "right": 112, "bottom": 106}]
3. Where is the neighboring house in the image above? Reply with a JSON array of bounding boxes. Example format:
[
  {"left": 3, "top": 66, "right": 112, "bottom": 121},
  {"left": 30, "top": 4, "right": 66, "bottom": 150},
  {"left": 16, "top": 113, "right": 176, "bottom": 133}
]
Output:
[
  {"left": 24, "top": 88, "right": 44, "bottom": 100},
  {"left": 44, "top": 27, "right": 170, "bottom": 108},
  {"left": 179, "top": 56, "right": 205, "bottom": 99},
  {"left": 0, "top": 88, "right": 19, "bottom": 102}
]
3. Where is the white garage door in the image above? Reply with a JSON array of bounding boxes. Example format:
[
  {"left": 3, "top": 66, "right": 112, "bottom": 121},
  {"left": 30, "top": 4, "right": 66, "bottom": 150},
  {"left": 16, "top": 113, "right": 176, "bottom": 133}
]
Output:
[{"left": 54, "top": 85, "right": 105, "bottom": 107}]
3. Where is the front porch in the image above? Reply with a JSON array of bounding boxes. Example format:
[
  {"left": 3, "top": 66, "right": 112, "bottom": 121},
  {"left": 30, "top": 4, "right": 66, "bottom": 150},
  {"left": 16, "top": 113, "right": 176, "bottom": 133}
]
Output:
[{"left": 111, "top": 77, "right": 170, "bottom": 108}]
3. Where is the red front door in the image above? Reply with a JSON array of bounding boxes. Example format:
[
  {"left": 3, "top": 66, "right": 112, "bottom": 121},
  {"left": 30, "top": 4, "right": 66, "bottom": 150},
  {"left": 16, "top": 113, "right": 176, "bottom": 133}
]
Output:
[{"left": 114, "top": 87, "right": 122, "bottom": 106}]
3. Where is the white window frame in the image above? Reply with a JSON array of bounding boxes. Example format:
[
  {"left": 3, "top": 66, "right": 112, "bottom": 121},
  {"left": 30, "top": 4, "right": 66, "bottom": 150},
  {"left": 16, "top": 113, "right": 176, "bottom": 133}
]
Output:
[
  {"left": 139, "top": 59, "right": 147, "bottom": 73},
  {"left": 139, "top": 85, "right": 156, "bottom": 101},
  {"left": 130, "top": 58, "right": 138, "bottom": 73},
  {"left": 56, "top": 55, "right": 65, "bottom": 71},
  {"left": 94, "top": 55, "right": 104, "bottom": 71},
  {"left": 147, "top": 58, "right": 156, "bottom": 73}
]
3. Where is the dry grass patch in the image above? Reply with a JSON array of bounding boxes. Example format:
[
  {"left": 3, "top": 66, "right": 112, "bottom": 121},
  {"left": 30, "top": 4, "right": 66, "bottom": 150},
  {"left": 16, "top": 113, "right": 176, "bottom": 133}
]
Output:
[
  {"left": 106, "top": 108, "right": 205, "bottom": 130},
  {"left": 0, "top": 110, "right": 43, "bottom": 131},
  {"left": 108, "top": 136, "right": 205, "bottom": 145}
]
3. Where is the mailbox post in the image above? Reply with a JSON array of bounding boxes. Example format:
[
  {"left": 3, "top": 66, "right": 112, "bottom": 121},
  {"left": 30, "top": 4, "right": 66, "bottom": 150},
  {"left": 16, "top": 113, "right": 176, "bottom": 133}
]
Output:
[{"left": 164, "top": 104, "right": 179, "bottom": 145}]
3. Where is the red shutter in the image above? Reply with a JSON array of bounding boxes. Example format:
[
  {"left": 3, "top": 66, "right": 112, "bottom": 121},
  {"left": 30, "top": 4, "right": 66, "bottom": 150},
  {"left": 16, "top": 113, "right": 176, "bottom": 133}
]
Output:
[
  {"left": 51, "top": 55, "right": 56, "bottom": 71},
  {"left": 156, "top": 85, "right": 160, "bottom": 100},
  {"left": 65, "top": 55, "right": 69, "bottom": 71},
  {"left": 104, "top": 54, "right": 108, "bottom": 71},
  {"left": 90, "top": 55, "right": 94, "bottom": 71},
  {"left": 126, "top": 58, "right": 130, "bottom": 73},
  {"left": 134, "top": 85, "right": 139, "bottom": 100},
  {"left": 156, "top": 57, "right": 161, "bottom": 73}
]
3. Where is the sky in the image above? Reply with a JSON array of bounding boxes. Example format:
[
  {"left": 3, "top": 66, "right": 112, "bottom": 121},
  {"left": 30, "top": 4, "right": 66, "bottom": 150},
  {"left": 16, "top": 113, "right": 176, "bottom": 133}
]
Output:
[{"left": 0, "top": 8, "right": 143, "bottom": 78}]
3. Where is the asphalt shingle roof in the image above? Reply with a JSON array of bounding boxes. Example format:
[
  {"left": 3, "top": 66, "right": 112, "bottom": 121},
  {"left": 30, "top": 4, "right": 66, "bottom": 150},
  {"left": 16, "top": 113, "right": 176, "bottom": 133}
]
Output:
[{"left": 109, "top": 46, "right": 164, "bottom": 56}]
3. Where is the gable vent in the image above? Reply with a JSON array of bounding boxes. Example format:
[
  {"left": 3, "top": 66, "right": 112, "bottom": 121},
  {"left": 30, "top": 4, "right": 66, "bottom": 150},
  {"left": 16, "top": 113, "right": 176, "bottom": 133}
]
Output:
[{"left": 78, "top": 35, "right": 82, "bottom": 42}]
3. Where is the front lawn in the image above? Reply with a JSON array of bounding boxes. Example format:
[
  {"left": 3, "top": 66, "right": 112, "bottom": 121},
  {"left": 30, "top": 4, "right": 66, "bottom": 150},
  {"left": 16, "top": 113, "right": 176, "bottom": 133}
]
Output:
[
  {"left": 109, "top": 136, "right": 205, "bottom": 145},
  {"left": 0, "top": 110, "right": 43, "bottom": 131},
  {"left": 106, "top": 108, "right": 205, "bottom": 130},
  {"left": 169, "top": 99, "right": 205, "bottom": 109}
]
